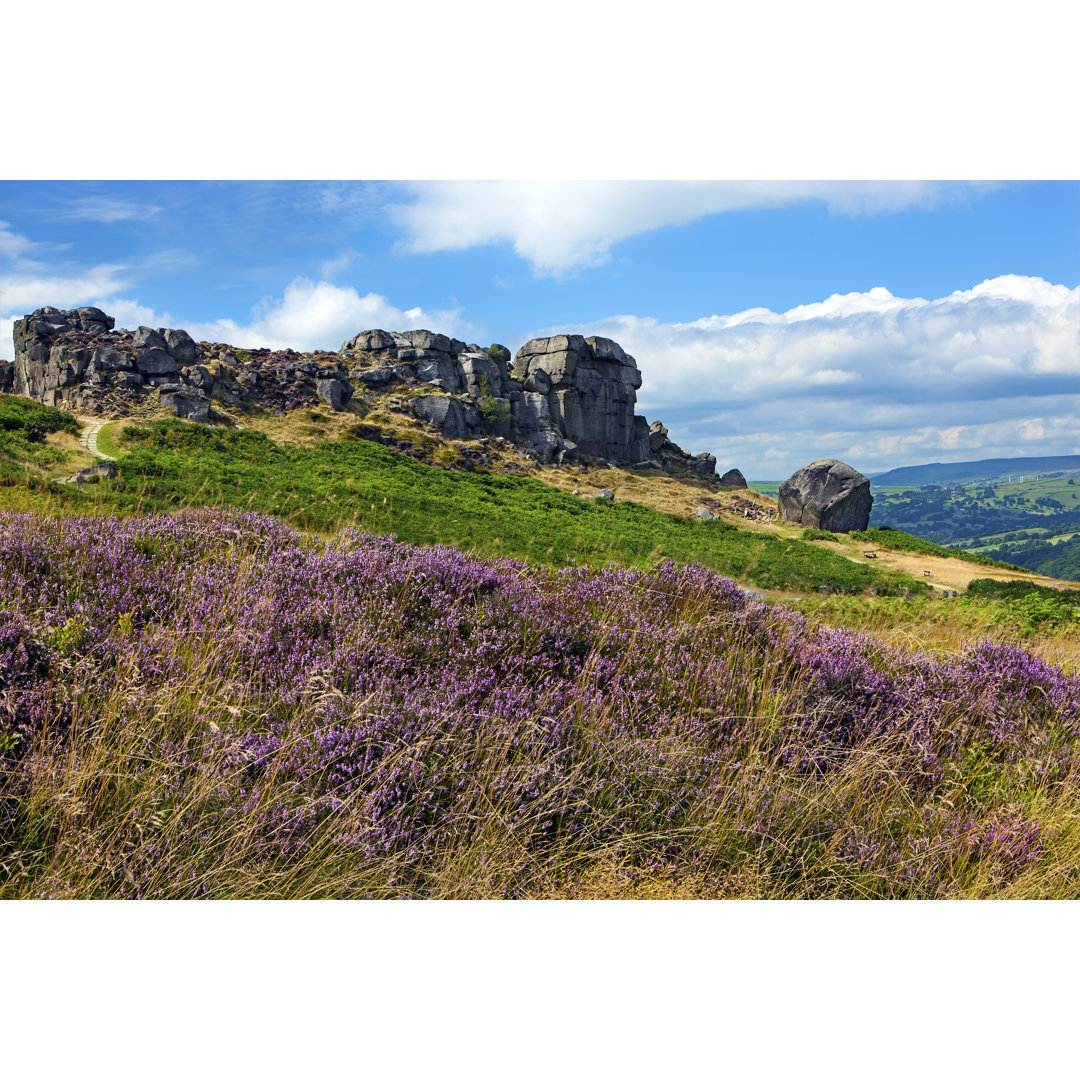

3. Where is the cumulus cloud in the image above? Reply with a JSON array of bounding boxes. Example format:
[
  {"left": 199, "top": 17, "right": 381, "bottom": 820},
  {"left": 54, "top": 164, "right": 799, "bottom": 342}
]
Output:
[
  {"left": 1, "top": 261, "right": 134, "bottom": 359},
  {"left": 1, "top": 245, "right": 477, "bottom": 360},
  {"left": 174, "top": 279, "right": 477, "bottom": 351},
  {"left": 388, "top": 181, "right": 1003, "bottom": 275},
  {"left": 530, "top": 275, "right": 1079, "bottom": 477}
]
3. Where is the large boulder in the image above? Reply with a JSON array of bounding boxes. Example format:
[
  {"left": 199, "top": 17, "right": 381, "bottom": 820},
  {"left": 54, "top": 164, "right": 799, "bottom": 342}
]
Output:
[
  {"left": 162, "top": 328, "right": 197, "bottom": 364},
  {"left": 720, "top": 468, "right": 747, "bottom": 487},
  {"left": 135, "top": 348, "right": 177, "bottom": 377},
  {"left": 411, "top": 395, "right": 481, "bottom": 441},
  {"left": 159, "top": 385, "right": 211, "bottom": 423},
  {"left": 133, "top": 326, "right": 167, "bottom": 350},
  {"left": 511, "top": 334, "right": 644, "bottom": 461},
  {"left": 778, "top": 459, "right": 873, "bottom": 533},
  {"left": 316, "top": 377, "right": 353, "bottom": 411}
]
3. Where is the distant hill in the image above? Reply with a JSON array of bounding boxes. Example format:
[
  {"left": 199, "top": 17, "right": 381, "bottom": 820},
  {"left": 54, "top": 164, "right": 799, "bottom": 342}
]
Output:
[{"left": 871, "top": 456, "right": 1080, "bottom": 488}]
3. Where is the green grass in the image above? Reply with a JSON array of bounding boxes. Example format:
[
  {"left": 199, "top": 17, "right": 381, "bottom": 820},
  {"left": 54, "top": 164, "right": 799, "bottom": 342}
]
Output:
[
  {"left": 0, "top": 394, "right": 81, "bottom": 484},
  {"left": 8, "top": 419, "right": 930, "bottom": 597},
  {"left": 94, "top": 420, "right": 124, "bottom": 459}
]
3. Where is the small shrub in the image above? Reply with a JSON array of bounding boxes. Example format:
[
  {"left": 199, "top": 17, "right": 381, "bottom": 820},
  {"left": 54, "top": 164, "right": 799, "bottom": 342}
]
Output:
[{"left": 477, "top": 376, "right": 510, "bottom": 427}]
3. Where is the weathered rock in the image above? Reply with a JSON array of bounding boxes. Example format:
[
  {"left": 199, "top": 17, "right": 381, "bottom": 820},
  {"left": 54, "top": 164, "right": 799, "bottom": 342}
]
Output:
[
  {"left": 342, "top": 329, "right": 397, "bottom": 352},
  {"left": 595, "top": 488, "right": 615, "bottom": 501},
  {"left": 133, "top": 326, "right": 167, "bottom": 350},
  {"left": 184, "top": 364, "right": 216, "bottom": 392},
  {"left": 73, "top": 307, "right": 114, "bottom": 332},
  {"left": 460, "top": 352, "right": 504, "bottom": 398},
  {"left": 411, "top": 395, "right": 481, "bottom": 441},
  {"left": 693, "top": 507, "right": 715, "bottom": 520},
  {"left": 399, "top": 329, "right": 453, "bottom": 354},
  {"left": 354, "top": 367, "right": 398, "bottom": 388},
  {"left": 135, "top": 348, "right": 177, "bottom": 376},
  {"left": 415, "top": 356, "right": 464, "bottom": 393},
  {"left": 90, "top": 348, "right": 134, "bottom": 373},
  {"left": 720, "top": 468, "right": 747, "bottom": 487},
  {"left": 159, "top": 385, "right": 211, "bottom": 422},
  {"left": 512, "top": 334, "right": 644, "bottom": 462},
  {"left": 778, "top": 459, "right": 873, "bottom": 533},
  {"left": 162, "top": 328, "right": 197, "bottom": 364},
  {"left": 75, "top": 461, "right": 116, "bottom": 483},
  {"left": 316, "top": 378, "right": 353, "bottom": 411}
]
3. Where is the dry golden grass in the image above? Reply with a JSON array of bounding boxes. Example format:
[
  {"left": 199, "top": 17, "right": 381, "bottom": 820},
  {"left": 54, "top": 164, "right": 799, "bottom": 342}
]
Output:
[
  {"left": 836, "top": 539, "right": 1077, "bottom": 594},
  {"left": 40, "top": 429, "right": 97, "bottom": 477},
  {"left": 237, "top": 401, "right": 375, "bottom": 446}
]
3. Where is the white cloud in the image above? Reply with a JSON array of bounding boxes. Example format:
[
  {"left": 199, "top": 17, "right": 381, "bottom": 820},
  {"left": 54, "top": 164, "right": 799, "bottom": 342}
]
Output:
[
  {"left": 388, "top": 181, "right": 1003, "bottom": 275},
  {"left": 54, "top": 197, "right": 162, "bottom": 224},
  {"left": 1, "top": 266, "right": 477, "bottom": 361},
  {"left": 319, "top": 248, "right": 359, "bottom": 280},
  {"left": 0, "top": 264, "right": 132, "bottom": 328},
  {"left": 55, "top": 279, "right": 475, "bottom": 355},
  {"left": 529, "top": 275, "right": 1079, "bottom": 477},
  {"left": 180, "top": 278, "right": 477, "bottom": 351},
  {"left": 0, "top": 220, "right": 73, "bottom": 271}
]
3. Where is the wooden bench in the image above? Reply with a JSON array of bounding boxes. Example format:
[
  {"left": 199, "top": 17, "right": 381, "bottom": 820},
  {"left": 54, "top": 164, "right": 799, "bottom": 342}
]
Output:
[{"left": 863, "top": 551, "right": 876, "bottom": 558}]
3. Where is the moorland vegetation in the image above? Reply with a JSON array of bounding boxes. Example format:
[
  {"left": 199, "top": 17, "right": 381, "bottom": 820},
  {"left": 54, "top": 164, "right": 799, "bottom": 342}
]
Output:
[{"left": 0, "top": 395, "right": 1077, "bottom": 899}]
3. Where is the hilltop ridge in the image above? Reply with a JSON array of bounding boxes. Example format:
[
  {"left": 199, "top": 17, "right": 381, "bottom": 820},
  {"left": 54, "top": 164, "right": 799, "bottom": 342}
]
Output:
[
  {"left": 9, "top": 306, "right": 726, "bottom": 479},
  {"left": 871, "top": 455, "right": 1080, "bottom": 487}
]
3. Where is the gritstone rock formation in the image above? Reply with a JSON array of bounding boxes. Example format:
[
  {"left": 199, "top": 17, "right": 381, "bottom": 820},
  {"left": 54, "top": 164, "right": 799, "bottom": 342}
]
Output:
[
  {"left": 12, "top": 308, "right": 724, "bottom": 477},
  {"left": 341, "top": 329, "right": 718, "bottom": 473},
  {"left": 778, "top": 459, "right": 873, "bottom": 533}
]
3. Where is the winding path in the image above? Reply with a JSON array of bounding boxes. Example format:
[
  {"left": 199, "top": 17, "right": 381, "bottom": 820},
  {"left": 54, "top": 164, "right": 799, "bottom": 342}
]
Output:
[
  {"left": 53, "top": 416, "right": 124, "bottom": 486},
  {"left": 77, "top": 416, "right": 117, "bottom": 461}
]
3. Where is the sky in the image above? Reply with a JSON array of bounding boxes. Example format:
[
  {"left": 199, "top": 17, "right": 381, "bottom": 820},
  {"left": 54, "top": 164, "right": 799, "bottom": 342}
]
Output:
[{"left": 1, "top": 179, "right": 1077, "bottom": 478}]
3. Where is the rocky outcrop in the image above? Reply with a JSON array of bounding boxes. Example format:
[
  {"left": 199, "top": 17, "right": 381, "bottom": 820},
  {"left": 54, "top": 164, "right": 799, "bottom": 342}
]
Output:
[
  {"left": 11, "top": 307, "right": 358, "bottom": 422},
  {"left": 720, "top": 468, "right": 747, "bottom": 487},
  {"left": 644, "top": 420, "right": 717, "bottom": 476},
  {"left": 158, "top": 385, "right": 212, "bottom": 423},
  {"left": 341, "top": 328, "right": 717, "bottom": 473},
  {"left": 778, "top": 459, "right": 873, "bottom": 533},
  {"left": 512, "top": 335, "right": 645, "bottom": 462},
  {"left": 316, "top": 377, "right": 353, "bottom": 412},
  {"left": 11, "top": 307, "right": 724, "bottom": 477}
]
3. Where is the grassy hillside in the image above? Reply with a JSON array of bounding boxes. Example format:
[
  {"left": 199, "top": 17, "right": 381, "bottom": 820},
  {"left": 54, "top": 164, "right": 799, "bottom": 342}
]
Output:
[
  {"left": 981, "top": 533, "right": 1080, "bottom": 582},
  {"left": 12, "top": 418, "right": 930, "bottom": 597},
  {"left": 0, "top": 395, "right": 83, "bottom": 483},
  {"left": 851, "top": 526, "right": 1023, "bottom": 571},
  {"left": 0, "top": 402, "right": 1076, "bottom": 900}
]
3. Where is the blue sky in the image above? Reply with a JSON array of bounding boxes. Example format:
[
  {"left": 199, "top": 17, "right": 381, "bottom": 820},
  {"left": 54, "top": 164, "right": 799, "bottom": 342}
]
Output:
[{"left": 2, "top": 180, "right": 1077, "bottom": 478}]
